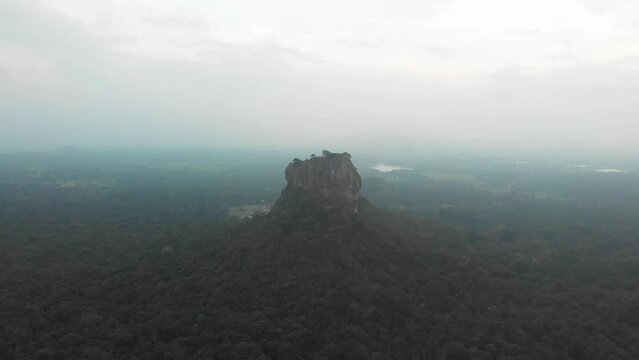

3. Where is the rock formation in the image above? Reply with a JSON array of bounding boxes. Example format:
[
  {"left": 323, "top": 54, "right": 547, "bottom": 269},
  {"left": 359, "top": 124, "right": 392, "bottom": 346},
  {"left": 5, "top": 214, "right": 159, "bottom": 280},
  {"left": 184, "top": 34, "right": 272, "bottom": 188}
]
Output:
[{"left": 272, "top": 150, "right": 362, "bottom": 218}]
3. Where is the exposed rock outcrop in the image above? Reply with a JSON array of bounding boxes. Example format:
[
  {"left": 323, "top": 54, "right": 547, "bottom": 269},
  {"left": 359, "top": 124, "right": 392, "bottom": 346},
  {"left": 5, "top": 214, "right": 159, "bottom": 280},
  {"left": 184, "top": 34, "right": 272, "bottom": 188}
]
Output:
[{"left": 272, "top": 150, "right": 362, "bottom": 218}]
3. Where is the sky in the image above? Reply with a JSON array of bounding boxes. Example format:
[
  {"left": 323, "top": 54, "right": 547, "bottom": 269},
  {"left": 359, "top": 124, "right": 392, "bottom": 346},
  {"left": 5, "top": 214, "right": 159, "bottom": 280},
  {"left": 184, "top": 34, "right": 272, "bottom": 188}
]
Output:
[{"left": 1, "top": 0, "right": 638, "bottom": 152}]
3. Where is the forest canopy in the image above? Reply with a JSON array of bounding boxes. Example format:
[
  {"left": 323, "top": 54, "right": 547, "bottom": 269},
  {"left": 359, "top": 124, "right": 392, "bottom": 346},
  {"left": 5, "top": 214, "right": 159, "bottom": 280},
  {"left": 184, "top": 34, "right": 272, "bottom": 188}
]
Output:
[{"left": 1, "top": 149, "right": 638, "bottom": 359}]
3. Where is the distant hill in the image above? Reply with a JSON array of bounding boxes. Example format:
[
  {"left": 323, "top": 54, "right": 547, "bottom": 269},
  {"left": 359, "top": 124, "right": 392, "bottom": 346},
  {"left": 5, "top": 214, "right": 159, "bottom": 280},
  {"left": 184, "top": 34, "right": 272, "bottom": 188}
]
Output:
[{"left": 51, "top": 146, "right": 86, "bottom": 153}]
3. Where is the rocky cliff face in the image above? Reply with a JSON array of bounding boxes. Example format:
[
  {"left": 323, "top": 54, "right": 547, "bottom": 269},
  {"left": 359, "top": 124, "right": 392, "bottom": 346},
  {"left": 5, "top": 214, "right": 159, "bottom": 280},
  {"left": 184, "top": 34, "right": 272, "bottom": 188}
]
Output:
[{"left": 273, "top": 150, "right": 362, "bottom": 218}]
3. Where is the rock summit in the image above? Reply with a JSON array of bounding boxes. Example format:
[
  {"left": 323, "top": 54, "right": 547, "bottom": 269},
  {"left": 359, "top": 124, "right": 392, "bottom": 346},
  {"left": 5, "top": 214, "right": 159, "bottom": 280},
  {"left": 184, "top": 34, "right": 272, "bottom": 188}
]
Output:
[{"left": 272, "top": 150, "right": 362, "bottom": 218}]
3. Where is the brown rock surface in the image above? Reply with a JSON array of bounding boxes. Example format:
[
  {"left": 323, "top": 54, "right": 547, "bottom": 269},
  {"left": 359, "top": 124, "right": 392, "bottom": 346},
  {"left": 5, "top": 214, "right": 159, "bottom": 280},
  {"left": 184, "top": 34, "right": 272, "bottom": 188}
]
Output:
[{"left": 274, "top": 150, "right": 362, "bottom": 217}]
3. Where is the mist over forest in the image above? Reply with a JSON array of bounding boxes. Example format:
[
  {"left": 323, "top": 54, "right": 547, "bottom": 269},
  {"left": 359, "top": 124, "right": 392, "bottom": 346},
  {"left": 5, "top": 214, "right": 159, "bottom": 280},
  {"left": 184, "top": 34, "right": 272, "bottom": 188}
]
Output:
[
  {"left": 1, "top": 147, "right": 639, "bottom": 359},
  {"left": 3, "top": 0, "right": 639, "bottom": 359}
]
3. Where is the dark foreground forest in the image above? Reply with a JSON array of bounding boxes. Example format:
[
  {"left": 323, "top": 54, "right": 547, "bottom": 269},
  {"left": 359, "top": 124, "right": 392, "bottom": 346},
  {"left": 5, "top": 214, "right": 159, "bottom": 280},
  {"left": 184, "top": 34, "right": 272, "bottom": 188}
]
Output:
[{"left": 1, "top": 148, "right": 639, "bottom": 359}]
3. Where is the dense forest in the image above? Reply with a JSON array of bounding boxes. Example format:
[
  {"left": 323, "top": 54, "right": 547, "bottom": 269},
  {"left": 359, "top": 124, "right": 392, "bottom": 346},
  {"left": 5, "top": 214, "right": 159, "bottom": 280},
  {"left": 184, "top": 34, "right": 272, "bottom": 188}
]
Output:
[{"left": 1, "top": 148, "right": 639, "bottom": 359}]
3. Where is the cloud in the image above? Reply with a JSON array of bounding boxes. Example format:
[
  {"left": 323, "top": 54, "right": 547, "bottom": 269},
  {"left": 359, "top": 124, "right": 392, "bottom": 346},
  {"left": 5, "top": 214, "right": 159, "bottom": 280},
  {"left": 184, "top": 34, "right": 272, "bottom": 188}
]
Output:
[{"left": 0, "top": 0, "right": 638, "bottom": 152}]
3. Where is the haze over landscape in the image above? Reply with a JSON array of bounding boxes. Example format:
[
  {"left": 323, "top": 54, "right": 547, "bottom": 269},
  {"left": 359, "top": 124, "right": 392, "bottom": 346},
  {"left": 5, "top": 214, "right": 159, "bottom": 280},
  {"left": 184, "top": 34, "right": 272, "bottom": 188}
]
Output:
[
  {"left": 3, "top": 1, "right": 639, "bottom": 360},
  {"left": 2, "top": 0, "right": 639, "bottom": 152}
]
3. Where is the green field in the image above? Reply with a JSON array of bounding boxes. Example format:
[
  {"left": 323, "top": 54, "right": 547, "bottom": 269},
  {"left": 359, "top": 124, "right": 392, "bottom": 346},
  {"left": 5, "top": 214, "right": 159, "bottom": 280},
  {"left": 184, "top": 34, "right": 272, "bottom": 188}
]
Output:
[{"left": 228, "top": 204, "right": 272, "bottom": 218}]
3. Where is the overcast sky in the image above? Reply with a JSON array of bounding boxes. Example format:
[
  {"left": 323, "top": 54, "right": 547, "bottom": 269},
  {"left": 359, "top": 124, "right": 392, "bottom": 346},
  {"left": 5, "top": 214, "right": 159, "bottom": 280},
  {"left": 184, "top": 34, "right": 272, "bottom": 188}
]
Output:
[{"left": 1, "top": 0, "right": 638, "bottom": 152}]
